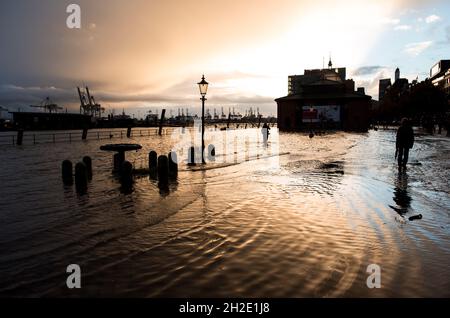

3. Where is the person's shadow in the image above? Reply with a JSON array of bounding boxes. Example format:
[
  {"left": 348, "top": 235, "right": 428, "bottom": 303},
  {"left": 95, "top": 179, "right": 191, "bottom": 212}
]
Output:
[{"left": 389, "top": 170, "right": 412, "bottom": 216}]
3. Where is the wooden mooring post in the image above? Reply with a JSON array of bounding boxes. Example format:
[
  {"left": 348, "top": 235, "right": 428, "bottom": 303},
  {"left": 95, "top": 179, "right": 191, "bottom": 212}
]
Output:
[
  {"left": 158, "top": 109, "right": 166, "bottom": 136},
  {"left": 16, "top": 129, "right": 24, "bottom": 146}
]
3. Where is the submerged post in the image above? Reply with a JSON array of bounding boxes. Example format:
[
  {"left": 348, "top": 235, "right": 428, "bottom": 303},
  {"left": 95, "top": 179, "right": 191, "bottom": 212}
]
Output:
[
  {"left": 157, "top": 155, "right": 169, "bottom": 186},
  {"left": 82, "top": 127, "right": 88, "bottom": 140},
  {"left": 82, "top": 156, "right": 93, "bottom": 180},
  {"left": 113, "top": 152, "right": 125, "bottom": 172},
  {"left": 158, "top": 109, "right": 166, "bottom": 136},
  {"left": 120, "top": 161, "right": 133, "bottom": 186},
  {"left": 149, "top": 150, "right": 158, "bottom": 178},
  {"left": 75, "top": 162, "right": 88, "bottom": 194},
  {"left": 188, "top": 146, "right": 196, "bottom": 166},
  {"left": 62, "top": 160, "right": 73, "bottom": 185},
  {"left": 16, "top": 129, "right": 24, "bottom": 146},
  {"left": 168, "top": 151, "right": 178, "bottom": 178}
]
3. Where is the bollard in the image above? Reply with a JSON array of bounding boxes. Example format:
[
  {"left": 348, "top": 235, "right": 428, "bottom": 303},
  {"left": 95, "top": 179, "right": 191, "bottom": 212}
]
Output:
[
  {"left": 126, "top": 126, "right": 132, "bottom": 138},
  {"left": 149, "top": 151, "right": 158, "bottom": 169},
  {"left": 75, "top": 162, "right": 88, "bottom": 194},
  {"left": 207, "top": 144, "right": 216, "bottom": 162},
  {"left": 168, "top": 151, "right": 178, "bottom": 178},
  {"left": 16, "top": 129, "right": 24, "bottom": 146},
  {"left": 188, "top": 146, "right": 196, "bottom": 166},
  {"left": 157, "top": 155, "right": 169, "bottom": 186},
  {"left": 158, "top": 109, "right": 166, "bottom": 136},
  {"left": 113, "top": 152, "right": 125, "bottom": 172},
  {"left": 82, "top": 127, "right": 88, "bottom": 140},
  {"left": 82, "top": 156, "right": 93, "bottom": 180},
  {"left": 62, "top": 160, "right": 73, "bottom": 185},
  {"left": 120, "top": 160, "right": 133, "bottom": 185},
  {"left": 149, "top": 150, "right": 158, "bottom": 179}
]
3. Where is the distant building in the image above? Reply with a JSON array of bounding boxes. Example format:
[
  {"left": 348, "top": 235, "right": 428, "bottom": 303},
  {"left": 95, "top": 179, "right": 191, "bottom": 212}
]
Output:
[
  {"left": 288, "top": 67, "right": 346, "bottom": 95},
  {"left": 395, "top": 67, "right": 400, "bottom": 82},
  {"left": 430, "top": 60, "right": 450, "bottom": 98},
  {"left": 444, "top": 69, "right": 450, "bottom": 98},
  {"left": 10, "top": 112, "right": 92, "bottom": 130},
  {"left": 276, "top": 60, "right": 372, "bottom": 132},
  {"left": 394, "top": 78, "right": 409, "bottom": 91},
  {"left": 379, "top": 67, "right": 410, "bottom": 101},
  {"left": 379, "top": 79, "right": 392, "bottom": 101}
]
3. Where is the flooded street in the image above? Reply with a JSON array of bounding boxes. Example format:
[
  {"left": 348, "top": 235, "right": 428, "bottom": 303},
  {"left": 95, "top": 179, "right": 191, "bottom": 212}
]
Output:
[{"left": 0, "top": 128, "right": 449, "bottom": 297}]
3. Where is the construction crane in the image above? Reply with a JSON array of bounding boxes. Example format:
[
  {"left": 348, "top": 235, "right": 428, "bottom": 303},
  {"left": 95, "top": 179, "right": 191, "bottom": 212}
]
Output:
[
  {"left": 77, "top": 86, "right": 105, "bottom": 118},
  {"left": 0, "top": 106, "right": 9, "bottom": 119},
  {"left": 30, "top": 97, "right": 63, "bottom": 113}
]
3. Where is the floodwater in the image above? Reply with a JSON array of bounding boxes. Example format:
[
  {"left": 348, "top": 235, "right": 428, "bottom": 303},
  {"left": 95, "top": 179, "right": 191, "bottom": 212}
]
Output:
[{"left": 0, "top": 128, "right": 449, "bottom": 297}]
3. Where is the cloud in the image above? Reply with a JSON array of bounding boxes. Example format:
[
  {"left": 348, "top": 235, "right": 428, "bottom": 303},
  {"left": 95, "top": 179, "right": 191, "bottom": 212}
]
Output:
[
  {"left": 399, "top": 8, "right": 419, "bottom": 16},
  {"left": 380, "top": 17, "right": 400, "bottom": 25},
  {"left": 404, "top": 41, "right": 433, "bottom": 56},
  {"left": 0, "top": 84, "right": 76, "bottom": 105},
  {"left": 425, "top": 14, "right": 441, "bottom": 24},
  {"left": 394, "top": 24, "right": 412, "bottom": 31},
  {"left": 354, "top": 68, "right": 393, "bottom": 100},
  {"left": 351, "top": 66, "right": 385, "bottom": 76},
  {"left": 0, "top": 79, "right": 277, "bottom": 115},
  {"left": 0, "top": 84, "right": 191, "bottom": 107}
]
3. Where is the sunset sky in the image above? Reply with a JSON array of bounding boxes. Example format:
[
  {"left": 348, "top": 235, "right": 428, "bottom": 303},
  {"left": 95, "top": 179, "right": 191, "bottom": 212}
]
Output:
[{"left": 0, "top": 0, "right": 449, "bottom": 117}]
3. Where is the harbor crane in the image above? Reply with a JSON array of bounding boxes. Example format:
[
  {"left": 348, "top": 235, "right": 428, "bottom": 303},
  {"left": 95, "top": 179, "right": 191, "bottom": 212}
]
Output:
[
  {"left": 0, "top": 106, "right": 9, "bottom": 118},
  {"left": 30, "top": 97, "right": 63, "bottom": 113},
  {"left": 77, "top": 86, "right": 105, "bottom": 118}
]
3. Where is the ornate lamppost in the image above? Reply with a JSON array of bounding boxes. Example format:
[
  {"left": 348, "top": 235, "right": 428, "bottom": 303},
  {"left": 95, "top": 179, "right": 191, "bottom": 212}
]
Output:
[{"left": 197, "top": 75, "right": 209, "bottom": 164}]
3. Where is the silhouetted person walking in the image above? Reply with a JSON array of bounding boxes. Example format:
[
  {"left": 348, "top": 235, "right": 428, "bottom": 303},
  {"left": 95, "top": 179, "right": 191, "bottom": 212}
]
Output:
[
  {"left": 396, "top": 118, "right": 414, "bottom": 169},
  {"left": 261, "top": 123, "right": 270, "bottom": 144}
]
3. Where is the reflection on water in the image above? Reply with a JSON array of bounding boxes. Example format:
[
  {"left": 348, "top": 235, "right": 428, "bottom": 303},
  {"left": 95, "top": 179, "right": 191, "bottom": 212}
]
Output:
[
  {"left": 391, "top": 171, "right": 412, "bottom": 216},
  {"left": 0, "top": 129, "right": 449, "bottom": 297}
]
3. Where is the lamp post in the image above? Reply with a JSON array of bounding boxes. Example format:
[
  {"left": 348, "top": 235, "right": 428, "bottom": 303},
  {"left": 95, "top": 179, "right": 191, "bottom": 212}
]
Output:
[
  {"left": 309, "top": 106, "right": 315, "bottom": 138},
  {"left": 197, "top": 75, "right": 209, "bottom": 164}
]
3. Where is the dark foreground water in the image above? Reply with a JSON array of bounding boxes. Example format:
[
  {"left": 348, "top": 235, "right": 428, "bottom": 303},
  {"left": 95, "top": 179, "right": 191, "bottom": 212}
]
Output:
[{"left": 0, "top": 128, "right": 449, "bottom": 297}]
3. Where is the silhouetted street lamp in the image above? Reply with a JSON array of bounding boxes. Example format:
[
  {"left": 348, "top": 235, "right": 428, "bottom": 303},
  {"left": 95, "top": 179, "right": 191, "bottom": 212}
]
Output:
[
  {"left": 309, "top": 106, "right": 315, "bottom": 138},
  {"left": 198, "top": 75, "right": 209, "bottom": 164}
]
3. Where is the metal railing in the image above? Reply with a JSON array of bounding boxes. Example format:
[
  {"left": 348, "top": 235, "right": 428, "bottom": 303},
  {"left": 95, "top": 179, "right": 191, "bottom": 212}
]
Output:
[
  {"left": 0, "top": 128, "right": 177, "bottom": 146},
  {"left": 0, "top": 124, "right": 276, "bottom": 147}
]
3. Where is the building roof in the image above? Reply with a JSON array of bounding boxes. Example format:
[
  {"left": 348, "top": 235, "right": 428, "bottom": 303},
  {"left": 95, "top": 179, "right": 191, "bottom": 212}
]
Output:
[
  {"left": 275, "top": 92, "right": 371, "bottom": 102},
  {"left": 290, "top": 68, "right": 346, "bottom": 85},
  {"left": 308, "top": 79, "right": 343, "bottom": 86},
  {"left": 430, "top": 60, "right": 450, "bottom": 80}
]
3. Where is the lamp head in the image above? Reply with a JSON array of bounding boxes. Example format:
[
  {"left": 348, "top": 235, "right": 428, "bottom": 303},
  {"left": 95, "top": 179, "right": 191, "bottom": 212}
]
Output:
[{"left": 198, "top": 75, "right": 209, "bottom": 97}]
